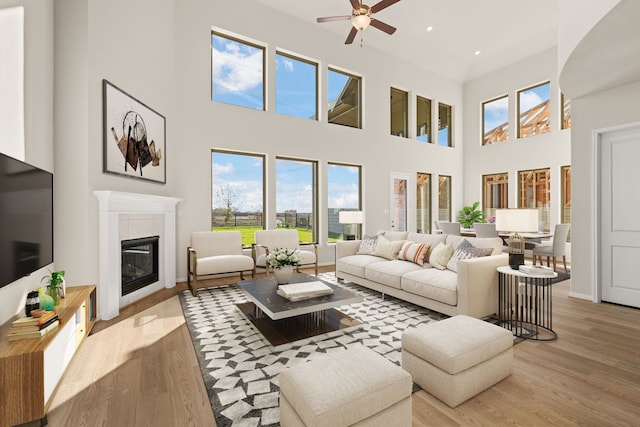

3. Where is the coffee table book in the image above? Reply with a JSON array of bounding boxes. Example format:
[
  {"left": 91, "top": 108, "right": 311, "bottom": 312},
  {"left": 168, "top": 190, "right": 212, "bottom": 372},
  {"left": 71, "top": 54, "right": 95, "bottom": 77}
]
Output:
[
  {"left": 276, "top": 281, "right": 334, "bottom": 301},
  {"left": 8, "top": 320, "right": 60, "bottom": 341},
  {"left": 519, "top": 265, "right": 556, "bottom": 276}
]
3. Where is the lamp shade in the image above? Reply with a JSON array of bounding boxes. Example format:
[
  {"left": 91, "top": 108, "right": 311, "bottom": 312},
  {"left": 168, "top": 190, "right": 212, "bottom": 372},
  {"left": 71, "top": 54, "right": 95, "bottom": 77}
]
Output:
[
  {"left": 352, "top": 14, "right": 371, "bottom": 30},
  {"left": 338, "top": 210, "right": 363, "bottom": 224},
  {"left": 495, "top": 209, "right": 538, "bottom": 232}
]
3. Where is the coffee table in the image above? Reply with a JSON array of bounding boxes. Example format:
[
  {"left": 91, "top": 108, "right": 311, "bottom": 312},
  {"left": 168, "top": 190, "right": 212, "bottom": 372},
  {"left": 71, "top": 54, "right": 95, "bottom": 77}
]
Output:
[{"left": 236, "top": 273, "right": 363, "bottom": 348}]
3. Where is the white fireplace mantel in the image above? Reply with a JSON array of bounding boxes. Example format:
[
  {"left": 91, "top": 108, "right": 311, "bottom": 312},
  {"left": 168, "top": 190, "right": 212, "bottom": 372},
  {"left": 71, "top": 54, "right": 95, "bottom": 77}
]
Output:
[{"left": 94, "top": 191, "right": 181, "bottom": 320}]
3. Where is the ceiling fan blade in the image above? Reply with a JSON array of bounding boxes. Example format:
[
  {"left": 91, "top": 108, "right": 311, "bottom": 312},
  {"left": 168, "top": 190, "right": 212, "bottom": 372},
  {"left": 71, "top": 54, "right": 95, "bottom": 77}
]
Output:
[
  {"left": 370, "top": 18, "right": 396, "bottom": 35},
  {"left": 345, "top": 27, "right": 358, "bottom": 44},
  {"left": 370, "top": 0, "right": 401, "bottom": 14},
  {"left": 317, "top": 15, "right": 351, "bottom": 23},
  {"left": 349, "top": 0, "right": 361, "bottom": 10}
]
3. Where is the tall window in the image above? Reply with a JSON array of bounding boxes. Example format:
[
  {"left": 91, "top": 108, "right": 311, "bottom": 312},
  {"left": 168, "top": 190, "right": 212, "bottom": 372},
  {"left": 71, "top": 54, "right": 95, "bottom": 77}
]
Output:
[
  {"left": 390, "top": 87, "right": 408, "bottom": 138},
  {"left": 275, "top": 51, "right": 318, "bottom": 120},
  {"left": 438, "top": 103, "right": 452, "bottom": 147},
  {"left": 518, "top": 168, "right": 550, "bottom": 231},
  {"left": 438, "top": 175, "right": 451, "bottom": 221},
  {"left": 483, "top": 173, "right": 508, "bottom": 220},
  {"left": 328, "top": 163, "right": 362, "bottom": 242},
  {"left": 417, "top": 173, "right": 432, "bottom": 233},
  {"left": 328, "top": 68, "right": 361, "bottom": 129},
  {"left": 561, "top": 165, "right": 571, "bottom": 240},
  {"left": 561, "top": 92, "right": 571, "bottom": 130},
  {"left": 276, "top": 158, "right": 318, "bottom": 243},
  {"left": 416, "top": 96, "right": 432, "bottom": 143},
  {"left": 482, "top": 95, "right": 509, "bottom": 145},
  {"left": 211, "top": 150, "right": 265, "bottom": 246},
  {"left": 211, "top": 32, "right": 265, "bottom": 110},
  {"left": 517, "top": 81, "right": 550, "bottom": 138}
]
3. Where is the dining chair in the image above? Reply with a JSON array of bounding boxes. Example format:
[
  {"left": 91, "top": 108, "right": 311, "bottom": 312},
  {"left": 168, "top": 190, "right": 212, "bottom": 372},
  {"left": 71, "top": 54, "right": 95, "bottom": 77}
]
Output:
[
  {"left": 436, "top": 221, "right": 461, "bottom": 236},
  {"left": 473, "top": 223, "right": 498, "bottom": 237},
  {"left": 533, "top": 223, "right": 571, "bottom": 273}
]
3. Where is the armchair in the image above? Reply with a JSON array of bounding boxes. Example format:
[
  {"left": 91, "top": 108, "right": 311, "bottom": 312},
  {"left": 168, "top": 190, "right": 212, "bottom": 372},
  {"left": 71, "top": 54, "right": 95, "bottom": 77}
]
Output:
[
  {"left": 252, "top": 229, "right": 318, "bottom": 276},
  {"left": 187, "top": 231, "right": 255, "bottom": 296}
]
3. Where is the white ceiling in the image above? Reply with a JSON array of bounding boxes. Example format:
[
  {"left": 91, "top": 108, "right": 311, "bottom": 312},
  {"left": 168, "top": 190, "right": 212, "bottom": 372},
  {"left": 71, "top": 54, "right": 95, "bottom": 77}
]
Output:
[{"left": 252, "top": 0, "right": 559, "bottom": 82}]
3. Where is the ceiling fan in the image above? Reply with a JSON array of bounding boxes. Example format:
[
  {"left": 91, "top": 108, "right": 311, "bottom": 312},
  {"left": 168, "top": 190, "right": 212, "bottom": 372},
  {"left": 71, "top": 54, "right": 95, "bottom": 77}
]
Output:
[{"left": 317, "top": 0, "right": 401, "bottom": 45}]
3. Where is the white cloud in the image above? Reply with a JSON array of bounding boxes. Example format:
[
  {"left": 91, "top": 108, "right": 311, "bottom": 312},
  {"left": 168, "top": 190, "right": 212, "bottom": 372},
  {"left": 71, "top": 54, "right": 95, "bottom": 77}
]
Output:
[
  {"left": 212, "top": 161, "right": 234, "bottom": 176},
  {"left": 212, "top": 41, "right": 263, "bottom": 93},
  {"left": 484, "top": 97, "right": 508, "bottom": 113},
  {"left": 282, "top": 58, "right": 294, "bottom": 72},
  {"left": 519, "top": 91, "right": 543, "bottom": 112}
]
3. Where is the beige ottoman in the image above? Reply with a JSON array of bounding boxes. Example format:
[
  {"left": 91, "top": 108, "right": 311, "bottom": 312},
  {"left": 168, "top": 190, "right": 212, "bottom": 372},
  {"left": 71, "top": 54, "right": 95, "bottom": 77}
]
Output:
[
  {"left": 279, "top": 345, "right": 413, "bottom": 427},
  {"left": 401, "top": 315, "right": 513, "bottom": 408}
]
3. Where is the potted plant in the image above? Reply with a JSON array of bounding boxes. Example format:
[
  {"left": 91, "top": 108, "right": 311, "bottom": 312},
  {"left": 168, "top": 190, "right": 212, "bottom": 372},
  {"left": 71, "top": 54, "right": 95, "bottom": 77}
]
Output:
[
  {"left": 266, "top": 248, "right": 300, "bottom": 284},
  {"left": 457, "top": 202, "right": 485, "bottom": 228},
  {"left": 41, "top": 270, "right": 65, "bottom": 305}
]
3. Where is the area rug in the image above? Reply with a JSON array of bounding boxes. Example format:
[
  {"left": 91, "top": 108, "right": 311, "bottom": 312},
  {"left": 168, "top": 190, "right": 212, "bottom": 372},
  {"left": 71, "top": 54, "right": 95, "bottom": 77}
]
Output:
[{"left": 179, "top": 272, "right": 447, "bottom": 427}]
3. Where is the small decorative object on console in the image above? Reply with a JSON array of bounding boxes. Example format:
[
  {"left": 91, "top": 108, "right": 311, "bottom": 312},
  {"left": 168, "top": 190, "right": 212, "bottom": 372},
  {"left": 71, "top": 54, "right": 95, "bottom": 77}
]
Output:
[
  {"left": 277, "top": 281, "right": 334, "bottom": 301},
  {"left": 41, "top": 269, "right": 65, "bottom": 305}
]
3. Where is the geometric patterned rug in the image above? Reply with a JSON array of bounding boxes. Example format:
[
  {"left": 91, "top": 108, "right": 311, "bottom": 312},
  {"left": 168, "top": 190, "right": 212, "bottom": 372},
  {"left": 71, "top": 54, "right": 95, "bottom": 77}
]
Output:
[{"left": 178, "top": 272, "right": 448, "bottom": 427}]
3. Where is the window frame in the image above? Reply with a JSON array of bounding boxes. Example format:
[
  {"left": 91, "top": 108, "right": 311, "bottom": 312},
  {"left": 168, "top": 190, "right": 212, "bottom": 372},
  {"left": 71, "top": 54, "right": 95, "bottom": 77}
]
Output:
[
  {"left": 328, "top": 162, "right": 362, "bottom": 242},
  {"left": 275, "top": 50, "right": 319, "bottom": 120},
  {"left": 327, "top": 67, "right": 362, "bottom": 129},
  {"left": 438, "top": 102, "right": 453, "bottom": 147},
  {"left": 390, "top": 87, "right": 408, "bottom": 138},
  {"left": 517, "top": 81, "right": 551, "bottom": 139},
  {"left": 482, "top": 94, "right": 509, "bottom": 145},
  {"left": 518, "top": 167, "right": 550, "bottom": 231},
  {"left": 211, "top": 149, "right": 266, "bottom": 246},
  {"left": 561, "top": 92, "right": 571, "bottom": 130},
  {"left": 482, "top": 173, "right": 509, "bottom": 220},
  {"left": 211, "top": 30, "right": 266, "bottom": 111},
  {"left": 416, "top": 95, "right": 432, "bottom": 143},
  {"left": 416, "top": 172, "right": 432, "bottom": 233},
  {"left": 438, "top": 175, "right": 452, "bottom": 221},
  {"left": 275, "top": 156, "right": 319, "bottom": 244}
]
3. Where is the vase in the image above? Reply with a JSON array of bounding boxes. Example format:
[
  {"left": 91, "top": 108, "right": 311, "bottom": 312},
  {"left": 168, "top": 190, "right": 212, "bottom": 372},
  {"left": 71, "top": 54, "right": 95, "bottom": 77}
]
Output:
[
  {"left": 273, "top": 266, "right": 293, "bottom": 284},
  {"left": 47, "top": 286, "right": 61, "bottom": 306}
]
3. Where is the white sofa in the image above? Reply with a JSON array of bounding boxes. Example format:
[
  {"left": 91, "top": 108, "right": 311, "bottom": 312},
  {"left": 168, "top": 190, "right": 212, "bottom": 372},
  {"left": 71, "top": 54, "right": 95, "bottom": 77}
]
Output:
[{"left": 336, "top": 230, "right": 509, "bottom": 318}]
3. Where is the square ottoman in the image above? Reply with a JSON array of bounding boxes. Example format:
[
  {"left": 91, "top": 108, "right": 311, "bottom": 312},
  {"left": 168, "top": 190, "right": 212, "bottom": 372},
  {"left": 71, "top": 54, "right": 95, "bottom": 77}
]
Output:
[
  {"left": 279, "top": 345, "right": 413, "bottom": 427},
  {"left": 401, "top": 315, "right": 513, "bottom": 408}
]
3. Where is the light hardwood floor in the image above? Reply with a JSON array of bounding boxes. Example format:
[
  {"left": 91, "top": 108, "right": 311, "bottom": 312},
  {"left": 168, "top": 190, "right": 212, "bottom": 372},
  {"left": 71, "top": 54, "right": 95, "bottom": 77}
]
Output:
[{"left": 42, "top": 267, "right": 640, "bottom": 427}]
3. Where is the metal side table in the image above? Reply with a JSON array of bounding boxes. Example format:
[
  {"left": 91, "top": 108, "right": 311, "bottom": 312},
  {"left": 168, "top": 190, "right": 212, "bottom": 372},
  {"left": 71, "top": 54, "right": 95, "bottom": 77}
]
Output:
[{"left": 497, "top": 265, "right": 558, "bottom": 341}]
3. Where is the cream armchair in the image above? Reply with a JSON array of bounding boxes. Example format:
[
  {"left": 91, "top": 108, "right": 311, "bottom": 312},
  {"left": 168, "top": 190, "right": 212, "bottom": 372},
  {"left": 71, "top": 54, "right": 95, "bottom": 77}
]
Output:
[
  {"left": 187, "top": 231, "right": 255, "bottom": 296},
  {"left": 252, "top": 229, "right": 318, "bottom": 276}
]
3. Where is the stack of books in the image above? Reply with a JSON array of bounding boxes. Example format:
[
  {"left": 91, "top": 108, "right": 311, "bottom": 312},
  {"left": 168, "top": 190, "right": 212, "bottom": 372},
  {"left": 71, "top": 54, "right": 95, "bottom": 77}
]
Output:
[
  {"left": 277, "top": 281, "right": 334, "bottom": 302},
  {"left": 8, "top": 311, "right": 60, "bottom": 341},
  {"left": 519, "top": 265, "right": 556, "bottom": 276}
]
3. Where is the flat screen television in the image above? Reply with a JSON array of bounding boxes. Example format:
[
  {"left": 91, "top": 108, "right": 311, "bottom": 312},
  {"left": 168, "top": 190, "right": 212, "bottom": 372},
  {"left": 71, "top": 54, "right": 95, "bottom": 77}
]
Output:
[{"left": 0, "top": 152, "right": 53, "bottom": 289}]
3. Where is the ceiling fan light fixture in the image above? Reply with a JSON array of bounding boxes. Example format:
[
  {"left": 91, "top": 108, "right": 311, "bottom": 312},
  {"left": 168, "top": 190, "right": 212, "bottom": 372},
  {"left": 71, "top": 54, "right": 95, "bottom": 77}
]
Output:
[{"left": 352, "top": 14, "right": 371, "bottom": 30}]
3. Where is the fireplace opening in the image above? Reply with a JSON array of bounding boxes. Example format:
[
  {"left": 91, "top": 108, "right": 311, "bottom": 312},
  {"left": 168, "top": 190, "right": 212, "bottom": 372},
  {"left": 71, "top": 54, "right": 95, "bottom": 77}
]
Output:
[{"left": 121, "top": 236, "right": 159, "bottom": 296}]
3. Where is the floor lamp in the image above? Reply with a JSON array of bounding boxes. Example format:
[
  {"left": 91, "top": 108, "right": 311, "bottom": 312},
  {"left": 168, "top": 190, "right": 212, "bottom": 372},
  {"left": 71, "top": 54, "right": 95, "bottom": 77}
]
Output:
[
  {"left": 495, "top": 209, "right": 538, "bottom": 270},
  {"left": 338, "top": 211, "right": 363, "bottom": 240}
]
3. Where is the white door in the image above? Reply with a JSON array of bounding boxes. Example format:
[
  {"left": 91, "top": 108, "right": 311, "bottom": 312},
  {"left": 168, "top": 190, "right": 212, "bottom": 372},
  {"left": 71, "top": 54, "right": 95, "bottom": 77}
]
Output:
[
  {"left": 600, "top": 125, "right": 640, "bottom": 308},
  {"left": 390, "top": 172, "right": 411, "bottom": 231}
]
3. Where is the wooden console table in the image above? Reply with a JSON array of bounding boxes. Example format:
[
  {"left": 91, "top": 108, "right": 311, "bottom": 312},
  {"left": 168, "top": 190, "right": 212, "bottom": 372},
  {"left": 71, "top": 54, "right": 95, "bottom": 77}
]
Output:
[
  {"left": 497, "top": 266, "right": 557, "bottom": 341},
  {"left": 0, "top": 285, "right": 96, "bottom": 427}
]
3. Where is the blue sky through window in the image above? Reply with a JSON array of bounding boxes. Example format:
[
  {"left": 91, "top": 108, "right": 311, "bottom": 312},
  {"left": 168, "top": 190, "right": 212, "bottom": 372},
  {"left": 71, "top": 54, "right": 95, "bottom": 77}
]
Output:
[
  {"left": 276, "top": 159, "right": 314, "bottom": 213},
  {"left": 483, "top": 96, "right": 509, "bottom": 133},
  {"left": 211, "top": 151, "right": 263, "bottom": 213},
  {"left": 276, "top": 54, "right": 317, "bottom": 119},
  {"left": 519, "top": 82, "right": 550, "bottom": 113},
  {"left": 328, "top": 164, "right": 360, "bottom": 210}
]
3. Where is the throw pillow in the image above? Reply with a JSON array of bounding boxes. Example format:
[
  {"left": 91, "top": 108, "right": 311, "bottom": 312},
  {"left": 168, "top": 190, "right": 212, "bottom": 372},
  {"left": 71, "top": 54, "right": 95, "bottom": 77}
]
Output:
[
  {"left": 356, "top": 234, "right": 380, "bottom": 255},
  {"left": 372, "top": 235, "right": 405, "bottom": 260},
  {"left": 429, "top": 242, "right": 455, "bottom": 270},
  {"left": 397, "top": 241, "right": 431, "bottom": 266},
  {"left": 446, "top": 239, "right": 494, "bottom": 272}
]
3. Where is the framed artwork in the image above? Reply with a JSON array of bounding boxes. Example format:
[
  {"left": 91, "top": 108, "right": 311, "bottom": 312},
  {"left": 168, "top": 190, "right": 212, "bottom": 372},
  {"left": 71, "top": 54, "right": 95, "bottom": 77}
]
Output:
[{"left": 103, "top": 79, "right": 166, "bottom": 183}]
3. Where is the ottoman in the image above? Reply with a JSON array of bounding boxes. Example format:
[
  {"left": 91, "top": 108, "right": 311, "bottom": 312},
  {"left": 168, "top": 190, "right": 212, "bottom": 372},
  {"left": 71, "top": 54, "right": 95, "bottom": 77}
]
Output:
[
  {"left": 279, "top": 345, "right": 413, "bottom": 427},
  {"left": 401, "top": 315, "right": 513, "bottom": 408}
]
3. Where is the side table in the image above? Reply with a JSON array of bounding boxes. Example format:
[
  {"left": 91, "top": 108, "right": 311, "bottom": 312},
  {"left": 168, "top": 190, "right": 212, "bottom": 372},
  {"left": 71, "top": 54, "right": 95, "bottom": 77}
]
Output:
[{"left": 497, "top": 266, "right": 558, "bottom": 341}]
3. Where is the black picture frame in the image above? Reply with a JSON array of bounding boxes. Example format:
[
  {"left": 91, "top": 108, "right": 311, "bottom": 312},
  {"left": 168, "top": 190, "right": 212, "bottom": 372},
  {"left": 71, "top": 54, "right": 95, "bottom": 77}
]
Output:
[{"left": 102, "top": 79, "right": 166, "bottom": 183}]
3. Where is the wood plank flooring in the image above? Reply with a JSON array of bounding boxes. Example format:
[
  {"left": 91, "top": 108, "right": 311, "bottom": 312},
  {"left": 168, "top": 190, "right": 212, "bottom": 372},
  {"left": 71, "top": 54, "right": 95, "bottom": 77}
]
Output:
[{"left": 41, "top": 267, "right": 640, "bottom": 426}]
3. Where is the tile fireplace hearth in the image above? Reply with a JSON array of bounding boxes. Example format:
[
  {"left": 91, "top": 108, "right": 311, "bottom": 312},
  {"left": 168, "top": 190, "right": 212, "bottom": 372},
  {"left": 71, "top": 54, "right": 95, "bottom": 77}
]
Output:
[{"left": 94, "top": 191, "right": 181, "bottom": 320}]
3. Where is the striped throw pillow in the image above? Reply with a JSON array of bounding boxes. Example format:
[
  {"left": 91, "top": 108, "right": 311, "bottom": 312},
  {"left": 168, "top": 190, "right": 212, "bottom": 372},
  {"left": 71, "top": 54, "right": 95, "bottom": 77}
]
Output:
[{"left": 397, "top": 241, "right": 431, "bottom": 266}]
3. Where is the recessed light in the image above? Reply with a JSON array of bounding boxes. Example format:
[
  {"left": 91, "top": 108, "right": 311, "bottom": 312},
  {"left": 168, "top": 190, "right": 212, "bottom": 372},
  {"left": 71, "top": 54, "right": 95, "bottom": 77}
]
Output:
[
  {"left": 426, "top": 26, "right": 433, "bottom": 32},
  {"left": 474, "top": 50, "right": 481, "bottom": 56}
]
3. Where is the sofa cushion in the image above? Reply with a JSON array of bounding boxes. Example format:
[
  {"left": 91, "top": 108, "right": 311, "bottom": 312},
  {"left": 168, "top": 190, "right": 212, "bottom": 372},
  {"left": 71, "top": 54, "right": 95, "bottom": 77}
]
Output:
[
  {"left": 377, "top": 230, "right": 409, "bottom": 241},
  {"left": 372, "top": 235, "right": 405, "bottom": 260},
  {"left": 406, "top": 233, "right": 447, "bottom": 263},
  {"left": 446, "top": 239, "right": 493, "bottom": 272},
  {"left": 401, "top": 269, "right": 458, "bottom": 306},
  {"left": 356, "top": 234, "right": 380, "bottom": 255},
  {"left": 365, "top": 260, "right": 422, "bottom": 289},
  {"left": 397, "top": 241, "right": 431, "bottom": 266},
  {"left": 336, "top": 255, "right": 385, "bottom": 278},
  {"left": 446, "top": 235, "right": 503, "bottom": 256},
  {"left": 429, "top": 242, "right": 455, "bottom": 270}
]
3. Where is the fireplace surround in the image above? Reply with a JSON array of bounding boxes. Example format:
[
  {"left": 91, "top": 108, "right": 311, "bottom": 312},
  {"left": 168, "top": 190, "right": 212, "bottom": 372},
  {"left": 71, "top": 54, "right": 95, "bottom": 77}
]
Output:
[{"left": 94, "top": 191, "right": 181, "bottom": 320}]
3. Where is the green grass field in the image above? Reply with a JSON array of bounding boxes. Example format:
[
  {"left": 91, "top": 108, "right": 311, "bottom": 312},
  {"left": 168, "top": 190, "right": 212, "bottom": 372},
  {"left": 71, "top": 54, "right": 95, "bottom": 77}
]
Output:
[{"left": 213, "top": 226, "right": 316, "bottom": 247}]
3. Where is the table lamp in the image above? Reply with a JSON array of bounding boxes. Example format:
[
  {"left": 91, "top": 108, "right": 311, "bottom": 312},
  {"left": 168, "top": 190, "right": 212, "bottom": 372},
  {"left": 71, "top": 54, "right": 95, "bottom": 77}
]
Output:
[
  {"left": 495, "top": 209, "right": 538, "bottom": 269},
  {"left": 338, "top": 210, "right": 363, "bottom": 240}
]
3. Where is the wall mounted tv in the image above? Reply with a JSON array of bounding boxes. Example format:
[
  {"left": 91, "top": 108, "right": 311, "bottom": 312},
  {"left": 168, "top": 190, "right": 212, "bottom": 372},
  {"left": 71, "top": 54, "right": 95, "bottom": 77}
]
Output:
[{"left": 0, "top": 152, "right": 53, "bottom": 289}]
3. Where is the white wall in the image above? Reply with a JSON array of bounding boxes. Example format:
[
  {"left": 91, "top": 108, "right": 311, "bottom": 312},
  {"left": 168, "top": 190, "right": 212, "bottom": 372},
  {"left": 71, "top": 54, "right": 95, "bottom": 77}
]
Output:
[
  {"left": 0, "top": 0, "right": 54, "bottom": 325},
  {"left": 463, "top": 48, "right": 571, "bottom": 225}
]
